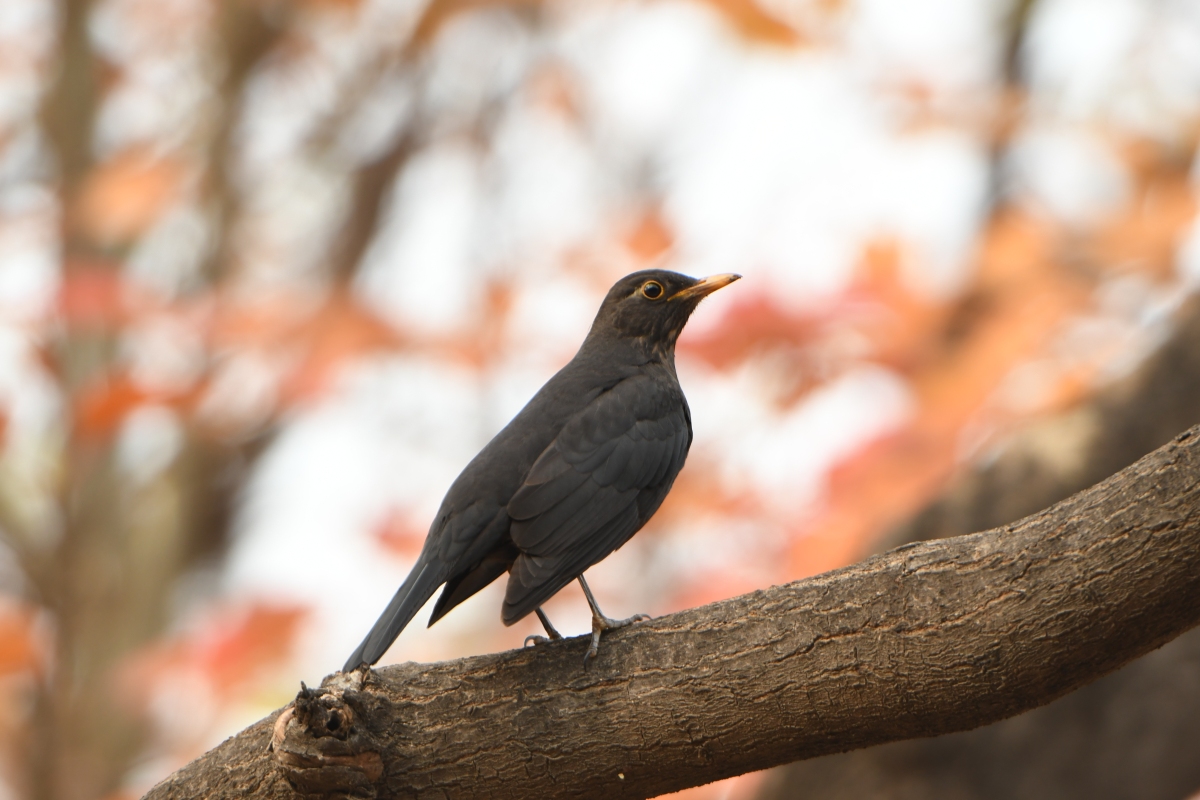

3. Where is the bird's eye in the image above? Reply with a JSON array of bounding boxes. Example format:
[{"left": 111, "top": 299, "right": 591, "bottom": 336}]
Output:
[{"left": 641, "top": 281, "right": 664, "bottom": 300}]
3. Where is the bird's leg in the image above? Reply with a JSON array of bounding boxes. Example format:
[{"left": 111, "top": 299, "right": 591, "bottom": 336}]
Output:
[
  {"left": 579, "top": 574, "right": 651, "bottom": 662},
  {"left": 524, "top": 607, "right": 565, "bottom": 647}
]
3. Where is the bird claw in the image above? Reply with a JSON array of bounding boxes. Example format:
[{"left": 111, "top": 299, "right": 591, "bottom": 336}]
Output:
[
  {"left": 524, "top": 634, "right": 558, "bottom": 647},
  {"left": 584, "top": 612, "right": 652, "bottom": 663},
  {"left": 527, "top": 607, "right": 564, "bottom": 648}
]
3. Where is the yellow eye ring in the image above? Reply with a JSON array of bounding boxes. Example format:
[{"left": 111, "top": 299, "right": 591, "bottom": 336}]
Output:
[{"left": 641, "top": 281, "right": 664, "bottom": 300}]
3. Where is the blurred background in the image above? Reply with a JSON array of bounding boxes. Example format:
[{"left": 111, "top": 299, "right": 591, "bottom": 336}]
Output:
[{"left": 1, "top": 0, "right": 1199, "bottom": 798}]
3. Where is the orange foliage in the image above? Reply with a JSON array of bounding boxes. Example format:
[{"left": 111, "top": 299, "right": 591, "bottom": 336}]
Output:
[
  {"left": 212, "top": 289, "right": 403, "bottom": 395},
  {"left": 409, "top": 0, "right": 801, "bottom": 53},
  {"left": 60, "top": 276, "right": 493, "bottom": 442},
  {"left": 57, "top": 264, "right": 137, "bottom": 330},
  {"left": 651, "top": 454, "right": 761, "bottom": 527},
  {"left": 120, "top": 604, "right": 308, "bottom": 708},
  {"left": 1089, "top": 161, "right": 1197, "bottom": 278},
  {"left": 694, "top": 0, "right": 804, "bottom": 46},
  {"left": 76, "top": 149, "right": 185, "bottom": 244},
  {"left": 74, "top": 374, "right": 156, "bottom": 439},
  {"left": 0, "top": 604, "right": 39, "bottom": 677},
  {"left": 437, "top": 279, "right": 514, "bottom": 370},
  {"left": 681, "top": 241, "right": 942, "bottom": 377},
  {"left": 526, "top": 62, "right": 584, "bottom": 122},
  {"left": 373, "top": 509, "right": 429, "bottom": 560},
  {"left": 841, "top": 240, "right": 948, "bottom": 373},
  {"left": 788, "top": 211, "right": 1091, "bottom": 577},
  {"left": 679, "top": 294, "right": 826, "bottom": 371},
  {"left": 72, "top": 372, "right": 201, "bottom": 440},
  {"left": 624, "top": 209, "right": 675, "bottom": 263},
  {"left": 277, "top": 292, "right": 405, "bottom": 403},
  {"left": 208, "top": 291, "right": 312, "bottom": 354},
  {"left": 679, "top": 241, "right": 945, "bottom": 406},
  {"left": 785, "top": 145, "right": 1199, "bottom": 581}
]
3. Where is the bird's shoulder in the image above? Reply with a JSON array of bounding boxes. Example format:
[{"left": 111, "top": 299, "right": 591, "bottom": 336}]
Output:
[
  {"left": 555, "top": 366, "right": 687, "bottom": 454},
  {"left": 425, "top": 353, "right": 661, "bottom": 535},
  {"left": 510, "top": 364, "right": 690, "bottom": 517}
]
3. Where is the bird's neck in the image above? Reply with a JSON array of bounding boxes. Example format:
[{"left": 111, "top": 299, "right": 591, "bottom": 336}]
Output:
[{"left": 578, "top": 328, "right": 677, "bottom": 370}]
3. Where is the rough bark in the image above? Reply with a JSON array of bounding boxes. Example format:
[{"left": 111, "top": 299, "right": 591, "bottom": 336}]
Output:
[
  {"left": 144, "top": 424, "right": 1200, "bottom": 800},
  {"left": 756, "top": 629, "right": 1200, "bottom": 800}
]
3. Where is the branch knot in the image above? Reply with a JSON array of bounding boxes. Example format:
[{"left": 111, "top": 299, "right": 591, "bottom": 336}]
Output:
[{"left": 270, "top": 684, "right": 383, "bottom": 797}]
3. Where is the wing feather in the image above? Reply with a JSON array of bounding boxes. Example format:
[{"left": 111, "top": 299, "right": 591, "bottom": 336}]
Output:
[
  {"left": 592, "top": 435, "right": 637, "bottom": 487},
  {"left": 503, "top": 503, "right": 641, "bottom": 624},
  {"left": 502, "top": 374, "right": 691, "bottom": 624},
  {"left": 512, "top": 478, "right": 604, "bottom": 551},
  {"left": 506, "top": 444, "right": 589, "bottom": 522}
]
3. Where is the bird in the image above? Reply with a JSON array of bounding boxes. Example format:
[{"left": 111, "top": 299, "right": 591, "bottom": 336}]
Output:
[{"left": 343, "top": 269, "right": 740, "bottom": 671}]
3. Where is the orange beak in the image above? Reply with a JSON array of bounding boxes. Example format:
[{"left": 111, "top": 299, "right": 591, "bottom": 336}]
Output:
[{"left": 669, "top": 273, "right": 742, "bottom": 302}]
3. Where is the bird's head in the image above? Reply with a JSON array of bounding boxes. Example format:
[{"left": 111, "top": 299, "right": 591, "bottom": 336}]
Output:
[{"left": 588, "top": 269, "right": 741, "bottom": 352}]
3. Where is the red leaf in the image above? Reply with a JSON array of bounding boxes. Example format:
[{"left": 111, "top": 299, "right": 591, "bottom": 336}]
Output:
[
  {"left": 279, "top": 292, "right": 405, "bottom": 403},
  {"left": 0, "top": 602, "right": 40, "bottom": 677},
  {"left": 624, "top": 210, "right": 674, "bottom": 262},
  {"left": 73, "top": 372, "right": 198, "bottom": 440},
  {"left": 57, "top": 264, "right": 129, "bottom": 330},
  {"left": 121, "top": 603, "right": 309, "bottom": 708},
  {"left": 696, "top": 0, "right": 804, "bottom": 46},
  {"left": 74, "top": 374, "right": 153, "bottom": 440},
  {"left": 76, "top": 148, "right": 185, "bottom": 244},
  {"left": 678, "top": 293, "right": 827, "bottom": 371},
  {"left": 786, "top": 212, "right": 1091, "bottom": 578},
  {"left": 372, "top": 509, "right": 428, "bottom": 560}
]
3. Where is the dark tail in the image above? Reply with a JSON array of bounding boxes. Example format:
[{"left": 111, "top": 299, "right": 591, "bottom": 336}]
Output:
[{"left": 343, "top": 561, "right": 443, "bottom": 672}]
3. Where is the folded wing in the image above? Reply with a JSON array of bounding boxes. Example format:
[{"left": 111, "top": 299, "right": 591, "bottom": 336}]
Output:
[{"left": 502, "top": 374, "right": 690, "bottom": 624}]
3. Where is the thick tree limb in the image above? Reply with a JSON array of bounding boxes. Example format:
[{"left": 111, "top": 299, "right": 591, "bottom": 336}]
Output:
[
  {"left": 757, "top": 629, "right": 1200, "bottom": 800},
  {"left": 144, "top": 425, "right": 1200, "bottom": 800}
]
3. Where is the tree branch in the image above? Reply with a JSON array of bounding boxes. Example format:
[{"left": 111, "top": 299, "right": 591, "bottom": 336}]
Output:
[{"left": 144, "top": 424, "right": 1200, "bottom": 800}]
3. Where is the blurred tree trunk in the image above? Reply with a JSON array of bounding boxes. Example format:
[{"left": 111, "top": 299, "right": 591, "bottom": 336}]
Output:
[
  {"left": 20, "top": 3, "right": 281, "bottom": 797},
  {"left": 12, "top": 0, "right": 516, "bottom": 795},
  {"left": 756, "top": 297, "right": 1200, "bottom": 800}
]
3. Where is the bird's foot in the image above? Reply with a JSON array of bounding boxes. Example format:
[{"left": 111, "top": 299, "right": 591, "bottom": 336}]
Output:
[
  {"left": 524, "top": 632, "right": 563, "bottom": 647},
  {"left": 584, "top": 612, "right": 652, "bottom": 662},
  {"left": 525, "top": 607, "right": 565, "bottom": 647}
]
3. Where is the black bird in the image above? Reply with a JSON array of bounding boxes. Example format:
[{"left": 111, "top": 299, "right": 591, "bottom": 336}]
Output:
[{"left": 343, "top": 269, "right": 740, "bottom": 671}]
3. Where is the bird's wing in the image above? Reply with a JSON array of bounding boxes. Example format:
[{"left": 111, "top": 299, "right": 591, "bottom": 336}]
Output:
[{"left": 502, "top": 374, "right": 690, "bottom": 623}]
